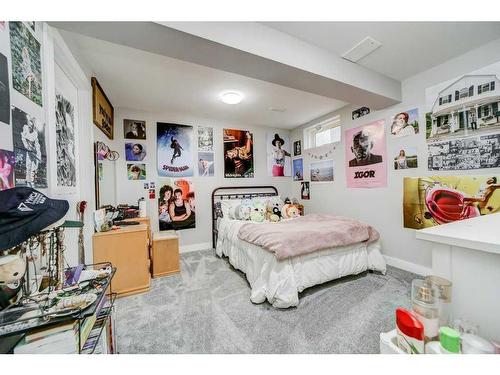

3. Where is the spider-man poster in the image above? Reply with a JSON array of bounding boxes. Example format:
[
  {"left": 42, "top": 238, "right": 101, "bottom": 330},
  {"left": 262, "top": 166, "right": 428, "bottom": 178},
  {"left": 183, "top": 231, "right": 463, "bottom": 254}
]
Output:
[
  {"left": 157, "top": 123, "right": 194, "bottom": 177},
  {"left": 403, "top": 175, "right": 500, "bottom": 229}
]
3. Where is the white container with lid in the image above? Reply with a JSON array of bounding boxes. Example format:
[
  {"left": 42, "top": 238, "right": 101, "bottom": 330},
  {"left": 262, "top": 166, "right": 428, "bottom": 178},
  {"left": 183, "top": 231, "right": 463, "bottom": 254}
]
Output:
[{"left": 461, "top": 333, "right": 496, "bottom": 354}]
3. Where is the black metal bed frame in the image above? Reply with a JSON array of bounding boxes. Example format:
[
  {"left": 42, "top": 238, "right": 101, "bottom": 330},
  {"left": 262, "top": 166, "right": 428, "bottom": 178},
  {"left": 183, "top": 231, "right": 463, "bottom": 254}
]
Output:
[{"left": 211, "top": 186, "right": 278, "bottom": 249}]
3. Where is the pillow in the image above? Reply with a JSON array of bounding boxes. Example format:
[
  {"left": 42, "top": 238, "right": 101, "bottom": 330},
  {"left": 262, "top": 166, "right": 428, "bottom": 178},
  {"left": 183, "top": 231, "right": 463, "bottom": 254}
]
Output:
[
  {"left": 233, "top": 199, "right": 252, "bottom": 221},
  {"left": 219, "top": 199, "right": 241, "bottom": 219}
]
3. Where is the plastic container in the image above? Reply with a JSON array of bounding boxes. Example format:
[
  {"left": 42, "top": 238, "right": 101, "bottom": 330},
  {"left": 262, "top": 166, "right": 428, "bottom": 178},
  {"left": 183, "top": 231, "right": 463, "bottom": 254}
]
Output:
[
  {"left": 461, "top": 333, "right": 496, "bottom": 354},
  {"left": 412, "top": 279, "right": 439, "bottom": 342},
  {"left": 425, "top": 275, "right": 452, "bottom": 326},
  {"left": 395, "top": 308, "right": 425, "bottom": 354},
  {"left": 380, "top": 329, "right": 406, "bottom": 354},
  {"left": 425, "top": 327, "right": 460, "bottom": 354},
  {"left": 138, "top": 197, "right": 147, "bottom": 218}
]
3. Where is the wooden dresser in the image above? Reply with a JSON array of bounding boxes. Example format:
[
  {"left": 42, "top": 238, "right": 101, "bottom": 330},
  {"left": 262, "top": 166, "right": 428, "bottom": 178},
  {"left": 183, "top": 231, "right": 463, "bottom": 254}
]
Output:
[{"left": 92, "top": 224, "right": 150, "bottom": 297}]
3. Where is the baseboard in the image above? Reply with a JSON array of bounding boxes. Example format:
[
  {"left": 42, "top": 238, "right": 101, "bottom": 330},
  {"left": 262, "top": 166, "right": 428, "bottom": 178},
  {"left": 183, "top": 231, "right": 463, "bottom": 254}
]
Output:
[
  {"left": 383, "top": 255, "right": 432, "bottom": 276},
  {"left": 179, "top": 242, "right": 213, "bottom": 254}
]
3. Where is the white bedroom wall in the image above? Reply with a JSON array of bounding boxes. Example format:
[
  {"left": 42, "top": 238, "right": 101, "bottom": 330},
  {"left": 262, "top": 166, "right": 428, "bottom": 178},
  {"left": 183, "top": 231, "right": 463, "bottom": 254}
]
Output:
[
  {"left": 290, "top": 37, "right": 500, "bottom": 275},
  {"left": 0, "top": 22, "right": 95, "bottom": 266},
  {"left": 94, "top": 107, "right": 293, "bottom": 252}
]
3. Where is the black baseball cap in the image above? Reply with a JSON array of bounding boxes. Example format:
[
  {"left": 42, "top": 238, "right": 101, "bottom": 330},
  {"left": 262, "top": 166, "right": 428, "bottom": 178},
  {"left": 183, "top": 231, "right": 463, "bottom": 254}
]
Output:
[{"left": 0, "top": 187, "right": 69, "bottom": 251}]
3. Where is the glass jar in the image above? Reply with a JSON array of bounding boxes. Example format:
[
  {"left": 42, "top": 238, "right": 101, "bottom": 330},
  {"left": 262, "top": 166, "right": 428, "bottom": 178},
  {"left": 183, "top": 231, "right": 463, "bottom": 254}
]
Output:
[{"left": 412, "top": 279, "right": 439, "bottom": 342}]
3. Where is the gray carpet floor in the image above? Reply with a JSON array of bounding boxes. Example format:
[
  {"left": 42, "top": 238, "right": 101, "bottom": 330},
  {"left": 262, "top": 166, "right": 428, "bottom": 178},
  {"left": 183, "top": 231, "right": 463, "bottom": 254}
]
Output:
[{"left": 115, "top": 249, "right": 417, "bottom": 354}]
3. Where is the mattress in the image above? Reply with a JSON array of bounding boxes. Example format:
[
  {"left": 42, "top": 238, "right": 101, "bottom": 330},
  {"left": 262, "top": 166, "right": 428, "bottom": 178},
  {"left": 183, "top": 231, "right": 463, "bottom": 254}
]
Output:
[{"left": 215, "top": 217, "right": 387, "bottom": 308}]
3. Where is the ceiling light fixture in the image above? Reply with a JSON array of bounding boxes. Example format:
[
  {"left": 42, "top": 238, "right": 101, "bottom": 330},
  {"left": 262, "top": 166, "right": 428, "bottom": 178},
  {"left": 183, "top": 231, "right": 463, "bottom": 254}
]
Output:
[{"left": 220, "top": 90, "right": 244, "bottom": 105}]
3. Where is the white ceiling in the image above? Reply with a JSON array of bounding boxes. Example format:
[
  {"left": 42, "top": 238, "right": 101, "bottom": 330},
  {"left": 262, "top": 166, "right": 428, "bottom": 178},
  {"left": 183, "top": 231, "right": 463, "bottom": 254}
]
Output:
[
  {"left": 263, "top": 22, "right": 500, "bottom": 80},
  {"left": 60, "top": 30, "right": 347, "bottom": 130}
]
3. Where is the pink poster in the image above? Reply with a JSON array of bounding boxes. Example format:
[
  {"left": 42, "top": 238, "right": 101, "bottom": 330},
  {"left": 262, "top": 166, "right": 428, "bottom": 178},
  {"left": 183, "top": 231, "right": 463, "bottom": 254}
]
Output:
[{"left": 345, "top": 119, "right": 387, "bottom": 188}]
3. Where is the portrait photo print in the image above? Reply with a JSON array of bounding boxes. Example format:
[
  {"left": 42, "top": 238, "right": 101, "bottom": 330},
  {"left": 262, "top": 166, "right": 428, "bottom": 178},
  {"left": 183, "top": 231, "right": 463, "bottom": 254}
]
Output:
[{"left": 124, "top": 119, "right": 146, "bottom": 139}]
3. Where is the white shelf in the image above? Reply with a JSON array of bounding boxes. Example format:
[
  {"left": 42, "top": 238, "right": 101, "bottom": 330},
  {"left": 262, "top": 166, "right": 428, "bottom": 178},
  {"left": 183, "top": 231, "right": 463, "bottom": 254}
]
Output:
[{"left": 415, "top": 213, "right": 500, "bottom": 255}]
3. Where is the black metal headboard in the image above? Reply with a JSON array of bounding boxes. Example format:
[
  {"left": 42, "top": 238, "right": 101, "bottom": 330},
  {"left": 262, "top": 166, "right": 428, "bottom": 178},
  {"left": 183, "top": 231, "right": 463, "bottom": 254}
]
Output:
[{"left": 211, "top": 186, "right": 278, "bottom": 249}]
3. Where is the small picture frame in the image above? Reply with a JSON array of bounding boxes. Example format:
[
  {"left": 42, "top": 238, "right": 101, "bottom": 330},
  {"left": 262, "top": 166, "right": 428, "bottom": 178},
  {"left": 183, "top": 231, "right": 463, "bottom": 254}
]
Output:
[
  {"left": 293, "top": 140, "right": 301, "bottom": 156},
  {"left": 91, "top": 77, "right": 114, "bottom": 140}
]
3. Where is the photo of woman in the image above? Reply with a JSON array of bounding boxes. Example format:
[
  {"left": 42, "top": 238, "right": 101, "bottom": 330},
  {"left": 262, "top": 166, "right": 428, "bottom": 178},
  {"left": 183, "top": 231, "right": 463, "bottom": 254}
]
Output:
[
  {"left": 391, "top": 108, "right": 419, "bottom": 137},
  {"left": 158, "top": 179, "right": 196, "bottom": 231},
  {"left": 268, "top": 133, "right": 291, "bottom": 177},
  {"left": 127, "top": 163, "right": 146, "bottom": 180},
  {"left": 0, "top": 150, "right": 14, "bottom": 191},
  {"left": 393, "top": 147, "right": 418, "bottom": 170},
  {"left": 125, "top": 142, "right": 146, "bottom": 161}
]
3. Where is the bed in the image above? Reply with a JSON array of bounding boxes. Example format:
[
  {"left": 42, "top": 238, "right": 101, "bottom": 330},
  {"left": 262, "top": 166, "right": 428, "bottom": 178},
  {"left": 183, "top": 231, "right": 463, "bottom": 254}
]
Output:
[{"left": 212, "top": 186, "right": 387, "bottom": 308}]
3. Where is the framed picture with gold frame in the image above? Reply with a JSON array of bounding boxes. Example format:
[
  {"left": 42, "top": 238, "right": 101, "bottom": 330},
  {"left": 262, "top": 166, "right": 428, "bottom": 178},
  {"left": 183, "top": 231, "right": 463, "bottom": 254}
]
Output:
[{"left": 91, "top": 77, "right": 114, "bottom": 140}]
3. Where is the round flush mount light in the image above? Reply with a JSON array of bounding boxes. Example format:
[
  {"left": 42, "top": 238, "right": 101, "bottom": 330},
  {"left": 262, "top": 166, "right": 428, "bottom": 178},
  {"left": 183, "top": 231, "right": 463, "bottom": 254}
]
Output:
[{"left": 220, "top": 90, "right": 244, "bottom": 105}]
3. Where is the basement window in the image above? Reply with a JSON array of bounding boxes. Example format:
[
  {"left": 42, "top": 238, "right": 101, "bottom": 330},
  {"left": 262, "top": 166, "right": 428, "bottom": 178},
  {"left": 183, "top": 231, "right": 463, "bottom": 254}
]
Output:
[{"left": 304, "top": 115, "right": 341, "bottom": 149}]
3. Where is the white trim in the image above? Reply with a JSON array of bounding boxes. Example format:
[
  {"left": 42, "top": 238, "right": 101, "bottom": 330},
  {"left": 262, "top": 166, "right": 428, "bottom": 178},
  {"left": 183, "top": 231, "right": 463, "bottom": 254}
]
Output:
[
  {"left": 179, "top": 242, "right": 213, "bottom": 254},
  {"left": 383, "top": 255, "right": 432, "bottom": 276}
]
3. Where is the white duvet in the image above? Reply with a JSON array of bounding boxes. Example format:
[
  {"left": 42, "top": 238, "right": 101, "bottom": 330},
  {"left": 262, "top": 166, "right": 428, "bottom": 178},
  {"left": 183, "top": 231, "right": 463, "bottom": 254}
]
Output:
[{"left": 215, "top": 218, "right": 387, "bottom": 308}]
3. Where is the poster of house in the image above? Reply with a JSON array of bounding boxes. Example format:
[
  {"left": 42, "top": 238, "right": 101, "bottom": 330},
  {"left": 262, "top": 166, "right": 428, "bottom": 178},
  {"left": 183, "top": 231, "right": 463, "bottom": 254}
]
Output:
[{"left": 425, "top": 62, "right": 500, "bottom": 144}]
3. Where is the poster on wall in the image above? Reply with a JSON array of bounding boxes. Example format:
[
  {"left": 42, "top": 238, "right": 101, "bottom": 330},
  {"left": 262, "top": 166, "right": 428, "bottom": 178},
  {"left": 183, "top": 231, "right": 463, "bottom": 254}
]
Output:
[
  {"left": 301, "top": 181, "right": 310, "bottom": 200},
  {"left": 223, "top": 129, "right": 254, "bottom": 178},
  {"left": 157, "top": 123, "right": 194, "bottom": 177},
  {"left": 390, "top": 108, "right": 419, "bottom": 137},
  {"left": 158, "top": 178, "right": 195, "bottom": 231},
  {"left": 293, "top": 140, "right": 301, "bottom": 156},
  {"left": 292, "top": 158, "right": 303, "bottom": 181},
  {"left": 393, "top": 147, "right": 418, "bottom": 170},
  {"left": 425, "top": 62, "right": 500, "bottom": 144},
  {"left": 403, "top": 175, "right": 500, "bottom": 229},
  {"left": 427, "top": 133, "right": 500, "bottom": 171},
  {"left": 127, "top": 163, "right": 146, "bottom": 180},
  {"left": 124, "top": 119, "right": 146, "bottom": 139},
  {"left": 345, "top": 119, "right": 387, "bottom": 188},
  {"left": 0, "top": 53, "right": 10, "bottom": 126},
  {"left": 197, "top": 126, "right": 213, "bottom": 151},
  {"left": 125, "top": 142, "right": 146, "bottom": 161},
  {"left": 310, "top": 159, "right": 334, "bottom": 182},
  {"left": 12, "top": 106, "right": 47, "bottom": 188},
  {"left": 55, "top": 93, "right": 77, "bottom": 187},
  {"left": 0, "top": 149, "right": 15, "bottom": 190},
  {"left": 267, "top": 132, "right": 291, "bottom": 177},
  {"left": 198, "top": 152, "right": 214, "bottom": 177},
  {"left": 9, "top": 21, "right": 43, "bottom": 107}
]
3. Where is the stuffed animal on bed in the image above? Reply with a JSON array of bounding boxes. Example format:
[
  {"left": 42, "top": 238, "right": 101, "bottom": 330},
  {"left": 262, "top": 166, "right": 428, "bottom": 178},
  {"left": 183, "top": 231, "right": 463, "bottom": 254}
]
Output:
[
  {"left": 266, "top": 196, "right": 284, "bottom": 222},
  {"left": 250, "top": 199, "right": 266, "bottom": 222},
  {"left": 282, "top": 203, "right": 300, "bottom": 219}
]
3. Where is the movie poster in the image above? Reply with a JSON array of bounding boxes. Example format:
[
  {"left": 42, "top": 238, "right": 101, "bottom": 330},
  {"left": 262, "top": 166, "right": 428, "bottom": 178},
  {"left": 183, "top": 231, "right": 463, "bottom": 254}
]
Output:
[
  {"left": 157, "top": 123, "right": 194, "bottom": 177},
  {"left": 12, "top": 106, "right": 47, "bottom": 188},
  {"left": 301, "top": 181, "right": 310, "bottom": 200},
  {"left": 390, "top": 108, "right": 419, "bottom": 137},
  {"left": 267, "top": 132, "right": 292, "bottom": 177},
  {"left": 403, "top": 175, "right": 500, "bottom": 229},
  {"left": 198, "top": 152, "right": 214, "bottom": 177},
  {"left": 425, "top": 64, "right": 500, "bottom": 144},
  {"left": 0, "top": 53, "right": 10, "bottom": 126},
  {"left": 197, "top": 126, "right": 213, "bottom": 151},
  {"left": 9, "top": 21, "right": 43, "bottom": 107},
  {"left": 158, "top": 178, "right": 195, "bottom": 231},
  {"left": 293, "top": 158, "right": 303, "bottom": 181},
  {"left": 345, "top": 119, "right": 387, "bottom": 188},
  {"left": 393, "top": 146, "right": 418, "bottom": 170},
  {"left": 0, "top": 149, "right": 15, "bottom": 190},
  {"left": 55, "top": 93, "right": 76, "bottom": 187},
  {"left": 223, "top": 129, "right": 254, "bottom": 178}
]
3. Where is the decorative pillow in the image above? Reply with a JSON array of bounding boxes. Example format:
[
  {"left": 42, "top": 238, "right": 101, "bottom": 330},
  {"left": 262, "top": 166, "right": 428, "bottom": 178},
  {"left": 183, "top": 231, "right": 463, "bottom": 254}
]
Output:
[
  {"left": 219, "top": 199, "right": 242, "bottom": 219},
  {"left": 233, "top": 199, "right": 252, "bottom": 220}
]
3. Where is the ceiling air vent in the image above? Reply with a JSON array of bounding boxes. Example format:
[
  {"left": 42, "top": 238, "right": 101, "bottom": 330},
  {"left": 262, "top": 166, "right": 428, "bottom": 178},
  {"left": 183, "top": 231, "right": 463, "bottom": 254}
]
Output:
[{"left": 342, "top": 36, "right": 382, "bottom": 63}]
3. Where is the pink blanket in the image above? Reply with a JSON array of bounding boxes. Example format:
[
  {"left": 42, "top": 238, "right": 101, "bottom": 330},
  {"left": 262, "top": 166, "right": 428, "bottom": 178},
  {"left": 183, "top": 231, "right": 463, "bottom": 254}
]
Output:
[{"left": 237, "top": 214, "right": 380, "bottom": 260}]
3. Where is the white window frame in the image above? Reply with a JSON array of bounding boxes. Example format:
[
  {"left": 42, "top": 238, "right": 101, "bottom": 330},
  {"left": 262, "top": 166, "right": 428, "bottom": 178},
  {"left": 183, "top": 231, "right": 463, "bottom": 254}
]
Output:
[{"left": 303, "top": 115, "right": 341, "bottom": 150}]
